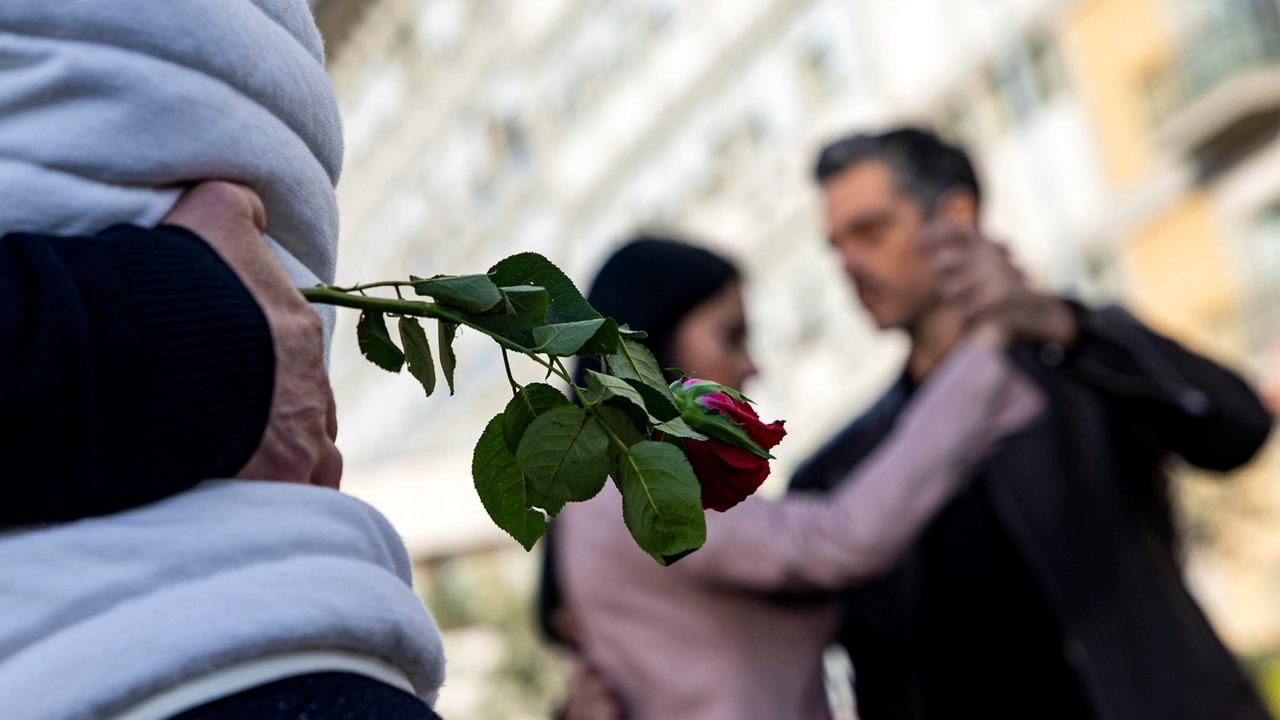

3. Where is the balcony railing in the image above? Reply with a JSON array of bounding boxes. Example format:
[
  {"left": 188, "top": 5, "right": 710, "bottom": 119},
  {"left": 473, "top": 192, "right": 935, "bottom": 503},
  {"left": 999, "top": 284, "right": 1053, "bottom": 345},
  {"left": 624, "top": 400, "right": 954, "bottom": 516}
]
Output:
[
  {"left": 1146, "top": 13, "right": 1280, "bottom": 165},
  {"left": 1149, "top": 20, "right": 1280, "bottom": 123}
]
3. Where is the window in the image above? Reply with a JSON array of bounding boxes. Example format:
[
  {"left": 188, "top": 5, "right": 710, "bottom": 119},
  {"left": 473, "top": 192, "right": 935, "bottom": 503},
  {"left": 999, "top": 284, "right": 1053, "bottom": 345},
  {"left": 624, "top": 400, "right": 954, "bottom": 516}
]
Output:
[{"left": 982, "top": 34, "right": 1067, "bottom": 133}]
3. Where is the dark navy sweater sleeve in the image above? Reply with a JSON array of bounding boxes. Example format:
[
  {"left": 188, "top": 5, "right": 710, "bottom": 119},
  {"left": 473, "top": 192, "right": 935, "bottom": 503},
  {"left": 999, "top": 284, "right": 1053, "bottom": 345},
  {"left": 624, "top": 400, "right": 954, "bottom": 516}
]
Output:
[{"left": 0, "top": 224, "right": 274, "bottom": 526}]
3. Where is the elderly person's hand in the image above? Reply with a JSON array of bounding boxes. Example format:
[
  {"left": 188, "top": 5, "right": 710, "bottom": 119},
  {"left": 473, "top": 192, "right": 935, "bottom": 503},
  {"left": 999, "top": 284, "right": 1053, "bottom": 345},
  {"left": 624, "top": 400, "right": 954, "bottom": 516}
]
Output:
[
  {"left": 162, "top": 181, "right": 342, "bottom": 489},
  {"left": 921, "top": 221, "right": 1077, "bottom": 349}
]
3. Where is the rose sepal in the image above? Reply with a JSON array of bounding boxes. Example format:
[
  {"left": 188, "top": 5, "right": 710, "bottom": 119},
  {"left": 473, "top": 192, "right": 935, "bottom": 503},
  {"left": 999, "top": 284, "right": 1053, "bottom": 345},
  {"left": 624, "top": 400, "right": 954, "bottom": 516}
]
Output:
[{"left": 672, "top": 380, "right": 774, "bottom": 459}]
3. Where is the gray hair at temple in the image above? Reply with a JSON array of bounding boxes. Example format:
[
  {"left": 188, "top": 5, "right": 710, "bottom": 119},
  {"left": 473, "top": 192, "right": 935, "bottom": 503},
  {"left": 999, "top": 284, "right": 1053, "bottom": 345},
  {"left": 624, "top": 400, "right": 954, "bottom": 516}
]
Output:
[{"left": 813, "top": 128, "right": 982, "bottom": 215}]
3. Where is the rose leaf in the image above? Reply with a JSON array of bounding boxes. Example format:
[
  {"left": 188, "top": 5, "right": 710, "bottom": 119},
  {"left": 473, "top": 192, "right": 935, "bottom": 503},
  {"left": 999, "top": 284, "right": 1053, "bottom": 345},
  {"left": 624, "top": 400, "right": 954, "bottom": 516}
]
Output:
[
  {"left": 516, "top": 405, "right": 611, "bottom": 505},
  {"left": 473, "top": 414, "right": 549, "bottom": 551},
  {"left": 502, "top": 383, "right": 570, "bottom": 454},
  {"left": 357, "top": 311, "right": 404, "bottom": 373},
  {"left": 613, "top": 441, "right": 707, "bottom": 563},
  {"left": 410, "top": 274, "right": 503, "bottom": 313},
  {"left": 398, "top": 317, "right": 436, "bottom": 397},
  {"left": 438, "top": 320, "right": 458, "bottom": 395}
]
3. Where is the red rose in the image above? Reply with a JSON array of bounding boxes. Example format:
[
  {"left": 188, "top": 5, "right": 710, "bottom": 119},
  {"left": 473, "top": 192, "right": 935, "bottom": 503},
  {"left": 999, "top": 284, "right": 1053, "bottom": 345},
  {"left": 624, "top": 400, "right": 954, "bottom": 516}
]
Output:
[{"left": 678, "top": 382, "right": 786, "bottom": 512}]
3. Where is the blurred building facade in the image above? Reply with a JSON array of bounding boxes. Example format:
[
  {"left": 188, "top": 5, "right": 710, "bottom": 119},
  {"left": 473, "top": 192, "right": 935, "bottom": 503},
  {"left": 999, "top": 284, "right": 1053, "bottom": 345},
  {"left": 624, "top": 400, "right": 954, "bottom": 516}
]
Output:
[
  {"left": 312, "top": 0, "right": 1280, "bottom": 714},
  {"left": 1062, "top": 0, "right": 1280, "bottom": 665}
]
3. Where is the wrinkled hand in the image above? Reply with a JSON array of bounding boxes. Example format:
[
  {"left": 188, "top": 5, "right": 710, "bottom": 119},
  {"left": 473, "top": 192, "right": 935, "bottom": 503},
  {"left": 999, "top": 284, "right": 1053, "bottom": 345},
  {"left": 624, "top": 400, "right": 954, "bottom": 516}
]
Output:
[
  {"left": 560, "top": 658, "right": 624, "bottom": 720},
  {"left": 162, "top": 181, "right": 342, "bottom": 489},
  {"left": 921, "top": 221, "right": 1077, "bottom": 349}
]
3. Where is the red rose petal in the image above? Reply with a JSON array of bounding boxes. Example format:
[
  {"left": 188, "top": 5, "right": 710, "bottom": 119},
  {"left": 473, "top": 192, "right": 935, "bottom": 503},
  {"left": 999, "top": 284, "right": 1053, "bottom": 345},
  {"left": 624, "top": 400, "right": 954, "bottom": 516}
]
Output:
[{"left": 684, "top": 437, "right": 771, "bottom": 512}]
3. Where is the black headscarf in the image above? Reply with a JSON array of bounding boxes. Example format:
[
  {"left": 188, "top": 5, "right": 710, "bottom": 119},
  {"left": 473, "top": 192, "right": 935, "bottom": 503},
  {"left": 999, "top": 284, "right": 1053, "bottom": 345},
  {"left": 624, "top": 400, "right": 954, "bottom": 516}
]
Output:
[
  {"left": 573, "top": 236, "right": 741, "bottom": 387},
  {"left": 543, "top": 235, "right": 740, "bottom": 647}
]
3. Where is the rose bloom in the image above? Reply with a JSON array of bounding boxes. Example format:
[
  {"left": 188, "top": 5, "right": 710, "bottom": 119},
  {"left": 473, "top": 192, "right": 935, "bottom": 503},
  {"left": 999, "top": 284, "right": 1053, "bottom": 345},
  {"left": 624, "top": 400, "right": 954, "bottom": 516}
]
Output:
[{"left": 680, "top": 382, "right": 786, "bottom": 512}]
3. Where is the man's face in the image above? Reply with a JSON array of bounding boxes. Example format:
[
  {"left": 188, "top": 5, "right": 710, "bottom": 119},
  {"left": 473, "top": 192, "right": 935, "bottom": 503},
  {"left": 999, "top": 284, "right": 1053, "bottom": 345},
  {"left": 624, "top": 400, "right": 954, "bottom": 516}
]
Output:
[{"left": 823, "top": 159, "right": 937, "bottom": 330}]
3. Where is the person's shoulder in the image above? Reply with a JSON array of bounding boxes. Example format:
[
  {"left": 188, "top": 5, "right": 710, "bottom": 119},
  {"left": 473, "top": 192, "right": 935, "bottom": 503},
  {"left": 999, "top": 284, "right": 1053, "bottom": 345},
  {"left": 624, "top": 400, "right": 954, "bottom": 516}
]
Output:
[{"left": 788, "top": 381, "right": 910, "bottom": 495}]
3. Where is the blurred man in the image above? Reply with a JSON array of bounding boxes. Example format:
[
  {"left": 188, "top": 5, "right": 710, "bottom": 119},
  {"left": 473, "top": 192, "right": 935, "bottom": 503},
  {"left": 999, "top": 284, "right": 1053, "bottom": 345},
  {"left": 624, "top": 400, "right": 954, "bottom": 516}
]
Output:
[{"left": 791, "top": 128, "right": 1274, "bottom": 720}]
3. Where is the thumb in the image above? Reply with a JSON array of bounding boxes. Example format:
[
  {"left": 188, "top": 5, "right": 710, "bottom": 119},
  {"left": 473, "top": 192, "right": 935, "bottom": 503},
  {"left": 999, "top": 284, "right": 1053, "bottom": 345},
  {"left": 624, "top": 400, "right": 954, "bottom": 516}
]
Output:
[{"left": 162, "top": 181, "right": 266, "bottom": 240}]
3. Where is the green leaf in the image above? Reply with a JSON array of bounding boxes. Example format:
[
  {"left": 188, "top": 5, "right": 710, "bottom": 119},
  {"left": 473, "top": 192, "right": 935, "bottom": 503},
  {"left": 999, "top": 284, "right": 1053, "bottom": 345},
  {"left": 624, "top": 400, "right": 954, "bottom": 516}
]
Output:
[
  {"left": 438, "top": 321, "right": 458, "bottom": 395},
  {"left": 595, "top": 404, "right": 646, "bottom": 449},
  {"left": 532, "top": 319, "right": 606, "bottom": 356},
  {"left": 496, "top": 285, "right": 549, "bottom": 317},
  {"left": 614, "top": 441, "right": 706, "bottom": 562},
  {"left": 469, "top": 286, "right": 549, "bottom": 335},
  {"left": 411, "top": 274, "right": 503, "bottom": 313},
  {"left": 473, "top": 414, "right": 548, "bottom": 551},
  {"left": 654, "top": 416, "right": 709, "bottom": 441},
  {"left": 357, "top": 311, "right": 404, "bottom": 373},
  {"left": 584, "top": 370, "right": 649, "bottom": 415},
  {"left": 607, "top": 340, "right": 679, "bottom": 419},
  {"left": 488, "top": 252, "right": 600, "bottom": 325},
  {"left": 601, "top": 396, "right": 651, "bottom": 439},
  {"left": 685, "top": 407, "right": 772, "bottom": 458},
  {"left": 625, "top": 379, "right": 680, "bottom": 422},
  {"left": 398, "top": 317, "right": 436, "bottom": 397},
  {"left": 517, "top": 405, "right": 611, "bottom": 505},
  {"left": 595, "top": 404, "right": 648, "bottom": 474},
  {"left": 503, "top": 383, "right": 570, "bottom": 454},
  {"left": 618, "top": 324, "right": 648, "bottom": 340},
  {"left": 579, "top": 318, "right": 621, "bottom": 356}
]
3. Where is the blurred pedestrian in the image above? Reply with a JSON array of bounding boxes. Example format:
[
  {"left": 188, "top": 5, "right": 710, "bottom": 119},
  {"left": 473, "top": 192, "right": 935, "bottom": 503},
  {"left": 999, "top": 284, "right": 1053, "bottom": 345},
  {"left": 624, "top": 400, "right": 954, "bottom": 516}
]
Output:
[
  {"left": 541, "top": 235, "right": 1045, "bottom": 720},
  {"left": 793, "top": 128, "right": 1274, "bottom": 720}
]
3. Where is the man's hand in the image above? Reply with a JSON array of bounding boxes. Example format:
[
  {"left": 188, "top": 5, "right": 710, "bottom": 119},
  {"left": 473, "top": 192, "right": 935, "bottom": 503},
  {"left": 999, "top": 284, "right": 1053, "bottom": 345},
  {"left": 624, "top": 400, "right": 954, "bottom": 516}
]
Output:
[
  {"left": 922, "top": 221, "right": 1077, "bottom": 348},
  {"left": 162, "top": 181, "right": 342, "bottom": 489}
]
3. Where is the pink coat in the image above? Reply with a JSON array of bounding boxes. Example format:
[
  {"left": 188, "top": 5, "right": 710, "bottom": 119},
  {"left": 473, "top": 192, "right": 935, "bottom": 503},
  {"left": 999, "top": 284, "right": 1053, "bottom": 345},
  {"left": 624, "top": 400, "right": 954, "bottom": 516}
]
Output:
[{"left": 555, "top": 343, "right": 1045, "bottom": 720}]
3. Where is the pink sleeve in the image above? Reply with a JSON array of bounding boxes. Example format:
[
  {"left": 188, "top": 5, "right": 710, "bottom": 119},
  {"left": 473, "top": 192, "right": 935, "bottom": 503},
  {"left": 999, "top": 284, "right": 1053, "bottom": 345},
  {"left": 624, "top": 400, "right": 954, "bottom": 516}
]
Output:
[{"left": 674, "top": 342, "right": 1045, "bottom": 591}]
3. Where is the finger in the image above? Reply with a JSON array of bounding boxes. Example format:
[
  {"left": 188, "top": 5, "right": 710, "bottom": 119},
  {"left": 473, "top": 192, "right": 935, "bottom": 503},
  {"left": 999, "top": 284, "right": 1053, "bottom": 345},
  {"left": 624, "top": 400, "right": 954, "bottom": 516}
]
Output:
[
  {"left": 931, "top": 247, "right": 969, "bottom": 279},
  {"left": 234, "top": 428, "right": 309, "bottom": 485},
  {"left": 233, "top": 431, "right": 273, "bottom": 481},
  {"left": 929, "top": 219, "right": 984, "bottom": 249},
  {"left": 936, "top": 267, "right": 981, "bottom": 301},
  {"left": 312, "top": 442, "right": 343, "bottom": 490},
  {"left": 978, "top": 240, "right": 1026, "bottom": 284},
  {"left": 945, "top": 273, "right": 1002, "bottom": 322},
  {"left": 164, "top": 182, "right": 306, "bottom": 314},
  {"left": 948, "top": 284, "right": 984, "bottom": 321},
  {"left": 918, "top": 219, "right": 972, "bottom": 255},
  {"left": 961, "top": 286, "right": 997, "bottom": 318},
  {"left": 162, "top": 181, "right": 266, "bottom": 238},
  {"left": 326, "top": 389, "right": 339, "bottom": 442}
]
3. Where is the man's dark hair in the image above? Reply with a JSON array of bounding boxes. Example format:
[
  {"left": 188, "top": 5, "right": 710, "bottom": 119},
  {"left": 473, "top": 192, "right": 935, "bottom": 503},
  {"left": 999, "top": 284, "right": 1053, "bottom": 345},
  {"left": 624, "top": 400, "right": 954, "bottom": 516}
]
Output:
[{"left": 813, "top": 128, "right": 981, "bottom": 213}]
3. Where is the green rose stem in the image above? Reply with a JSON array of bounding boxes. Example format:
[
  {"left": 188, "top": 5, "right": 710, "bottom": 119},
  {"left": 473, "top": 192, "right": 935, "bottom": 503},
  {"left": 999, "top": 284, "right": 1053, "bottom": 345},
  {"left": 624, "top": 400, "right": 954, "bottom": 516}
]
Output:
[
  {"left": 303, "top": 284, "right": 563, "bottom": 374},
  {"left": 301, "top": 284, "right": 631, "bottom": 455},
  {"left": 300, "top": 258, "right": 734, "bottom": 562}
]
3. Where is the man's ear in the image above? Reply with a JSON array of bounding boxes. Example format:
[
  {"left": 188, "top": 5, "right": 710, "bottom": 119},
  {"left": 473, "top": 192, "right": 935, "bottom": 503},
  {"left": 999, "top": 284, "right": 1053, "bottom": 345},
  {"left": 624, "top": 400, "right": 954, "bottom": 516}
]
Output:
[{"left": 935, "top": 187, "right": 978, "bottom": 230}]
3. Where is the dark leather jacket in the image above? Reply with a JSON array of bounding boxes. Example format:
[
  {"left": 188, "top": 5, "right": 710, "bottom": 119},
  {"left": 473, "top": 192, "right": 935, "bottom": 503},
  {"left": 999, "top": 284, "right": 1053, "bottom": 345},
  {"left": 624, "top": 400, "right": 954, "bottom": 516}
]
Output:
[{"left": 791, "top": 306, "right": 1274, "bottom": 720}]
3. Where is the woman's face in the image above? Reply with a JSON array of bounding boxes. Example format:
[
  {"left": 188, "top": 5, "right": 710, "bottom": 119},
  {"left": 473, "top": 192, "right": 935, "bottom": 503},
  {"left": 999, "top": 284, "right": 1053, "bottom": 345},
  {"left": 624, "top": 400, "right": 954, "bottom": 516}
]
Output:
[{"left": 671, "top": 281, "right": 757, "bottom": 391}]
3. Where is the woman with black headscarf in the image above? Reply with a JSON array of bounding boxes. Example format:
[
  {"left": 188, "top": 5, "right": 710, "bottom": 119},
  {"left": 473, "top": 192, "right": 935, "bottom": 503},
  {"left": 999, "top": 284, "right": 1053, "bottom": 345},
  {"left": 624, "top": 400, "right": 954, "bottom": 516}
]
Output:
[
  {"left": 541, "top": 237, "right": 752, "bottom": 649},
  {"left": 542, "top": 236, "right": 1044, "bottom": 720}
]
